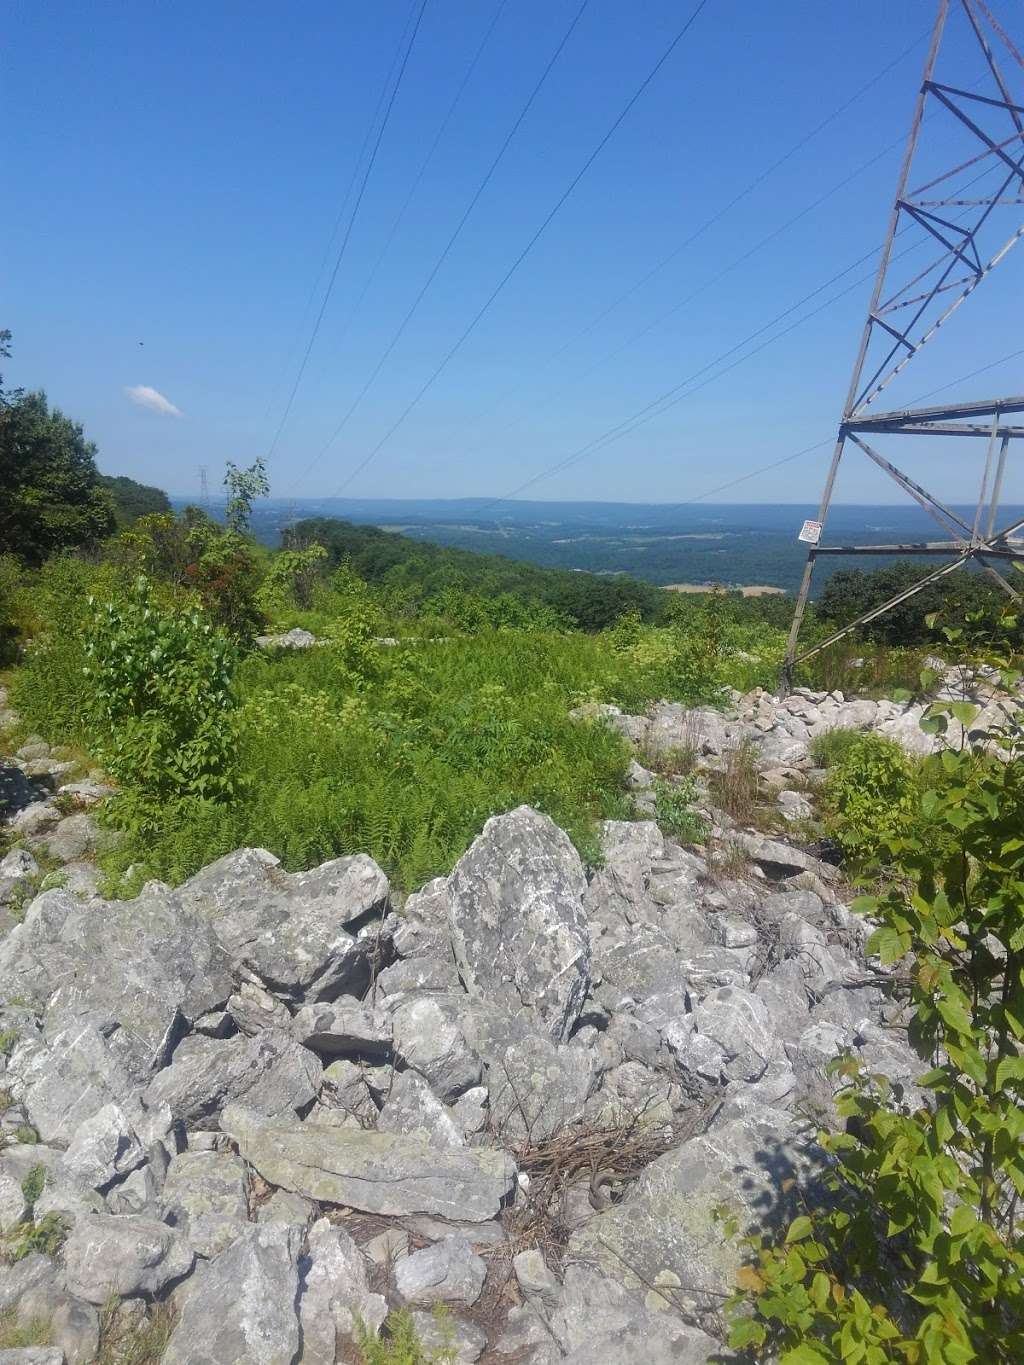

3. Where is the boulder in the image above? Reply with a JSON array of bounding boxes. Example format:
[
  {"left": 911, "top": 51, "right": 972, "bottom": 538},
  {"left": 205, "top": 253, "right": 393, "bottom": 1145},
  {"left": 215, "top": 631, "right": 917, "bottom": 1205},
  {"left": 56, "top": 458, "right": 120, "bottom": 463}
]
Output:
[
  {"left": 162, "top": 1223, "right": 303, "bottom": 1365},
  {"left": 695, "top": 986, "right": 779, "bottom": 1082},
  {"left": 569, "top": 1106, "right": 822, "bottom": 1314},
  {"left": 161, "top": 1148, "right": 250, "bottom": 1258},
  {"left": 63, "top": 1213, "right": 195, "bottom": 1304},
  {"left": 394, "top": 1233, "right": 486, "bottom": 1307},
  {"left": 290, "top": 1000, "right": 392, "bottom": 1060},
  {"left": 143, "top": 1030, "right": 321, "bottom": 1129},
  {"left": 390, "top": 994, "right": 483, "bottom": 1101},
  {"left": 377, "top": 1071, "right": 465, "bottom": 1149},
  {"left": 446, "top": 807, "right": 590, "bottom": 1041},
  {"left": 0, "top": 1253, "right": 99, "bottom": 1364},
  {"left": 298, "top": 1217, "right": 387, "bottom": 1361},
  {"left": 61, "top": 1102, "right": 145, "bottom": 1191},
  {"left": 221, "top": 1105, "right": 516, "bottom": 1220},
  {"left": 177, "top": 848, "right": 390, "bottom": 1004},
  {"left": 552, "top": 1265, "right": 720, "bottom": 1365}
]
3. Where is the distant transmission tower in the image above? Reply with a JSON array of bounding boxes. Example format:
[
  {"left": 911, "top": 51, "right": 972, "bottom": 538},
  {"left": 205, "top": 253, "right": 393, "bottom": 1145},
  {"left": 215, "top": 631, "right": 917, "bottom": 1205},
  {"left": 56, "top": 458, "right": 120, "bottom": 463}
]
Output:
[
  {"left": 198, "top": 465, "right": 210, "bottom": 511},
  {"left": 784, "top": 0, "right": 1024, "bottom": 686}
]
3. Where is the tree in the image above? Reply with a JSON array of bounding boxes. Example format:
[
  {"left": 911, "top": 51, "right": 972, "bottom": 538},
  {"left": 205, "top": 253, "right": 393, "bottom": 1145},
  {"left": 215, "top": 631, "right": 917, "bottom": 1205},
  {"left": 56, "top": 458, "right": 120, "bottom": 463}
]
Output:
[
  {"left": 224, "top": 458, "right": 269, "bottom": 534},
  {"left": 816, "top": 561, "right": 1011, "bottom": 646},
  {"left": 0, "top": 336, "right": 115, "bottom": 565},
  {"left": 98, "top": 473, "right": 171, "bottom": 527}
]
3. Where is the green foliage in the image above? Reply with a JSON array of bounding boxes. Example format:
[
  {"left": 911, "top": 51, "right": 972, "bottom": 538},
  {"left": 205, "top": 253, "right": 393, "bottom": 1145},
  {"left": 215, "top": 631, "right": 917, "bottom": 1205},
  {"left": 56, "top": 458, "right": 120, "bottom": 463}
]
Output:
[
  {"left": 20, "top": 1163, "right": 45, "bottom": 1212},
  {"left": 83, "top": 577, "right": 239, "bottom": 825},
  {"left": 95, "top": 1298, "right": 176, "bottom": 1365},
  {"left": 258, "top": 542, "right": 328, "bottom": 613},
  {"left": 9, "top": 556, "right": 130, "bottom": 746},
  {"left": 288, "top": 516, "right": 665, "bottom": 632},
  {"left": 356, "top": 1307, "right": 456, "bottom": 1364},
  {"left": 0, "top": 1028, "right": 17, "bottom": 1058},
  {"left": 0, "top": 338, "right": 115, "bottom": 565},
  {"left": 653, "top": 778, "right": 708, "bottom": 845},
  {"left": 809, "top": 726, "right": 870, "bottom": 769},
  {"left": 822, "top": 733, "right": 918, "bottom": 860},
  {"left": 224, "top": 457, "right": 269, "bottom": 534},
  {"left": 98, "top": 627, "right": 641, "bottom": 891},
  {"left": 0, "top": 553, "right": 23, "bottom": 666},
  {"left": 98, "top": 473, "right": 171, "bottom": 528},
  {"left": 4, "top": 1211, "right": 68, "bottom": 1264},
  {"left": 817, "top": 561, "right": 1017, "bottom": 647},
  {"left": 728, "top": 617, "right": 1024, "bottom": 1362},
  {"left": 797, "top": 637, "right": 930, "bottom": 699}
]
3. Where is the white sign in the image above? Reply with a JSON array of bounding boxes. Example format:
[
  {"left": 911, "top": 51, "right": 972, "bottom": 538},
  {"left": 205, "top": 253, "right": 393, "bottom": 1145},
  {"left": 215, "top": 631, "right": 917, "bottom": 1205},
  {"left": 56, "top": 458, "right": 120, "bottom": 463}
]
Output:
[{"left": 798, "top": 519, "right": 822, "bottom": 545}]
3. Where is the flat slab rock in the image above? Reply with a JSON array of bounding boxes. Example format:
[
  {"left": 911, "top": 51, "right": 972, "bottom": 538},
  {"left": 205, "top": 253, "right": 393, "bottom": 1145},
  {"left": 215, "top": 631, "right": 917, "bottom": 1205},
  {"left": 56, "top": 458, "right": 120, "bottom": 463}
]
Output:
[{"left": 221, "top": 1104, "right": 516, "bottom": 1220}]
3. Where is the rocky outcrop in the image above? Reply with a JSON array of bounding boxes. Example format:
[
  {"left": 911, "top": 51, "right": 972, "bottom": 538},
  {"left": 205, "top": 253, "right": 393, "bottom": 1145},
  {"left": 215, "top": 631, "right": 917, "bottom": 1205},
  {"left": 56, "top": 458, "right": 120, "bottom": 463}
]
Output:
[{"left": 0, "top": 701, "right": 917, "bottom": 1363}]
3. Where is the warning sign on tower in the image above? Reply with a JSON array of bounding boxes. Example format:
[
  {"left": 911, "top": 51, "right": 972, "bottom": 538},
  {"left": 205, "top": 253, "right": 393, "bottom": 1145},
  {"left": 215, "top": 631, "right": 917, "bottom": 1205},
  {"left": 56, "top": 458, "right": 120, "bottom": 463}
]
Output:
[{"left": 798, "top": 520, "right": 822, "bottom": 545}]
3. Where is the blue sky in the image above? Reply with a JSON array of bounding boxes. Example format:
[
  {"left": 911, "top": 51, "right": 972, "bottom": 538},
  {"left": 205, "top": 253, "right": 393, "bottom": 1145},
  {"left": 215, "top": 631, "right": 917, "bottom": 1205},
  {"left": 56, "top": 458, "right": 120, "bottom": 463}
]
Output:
[{"left": 5, "top": 0, "right": 1023, "bottom": 507}]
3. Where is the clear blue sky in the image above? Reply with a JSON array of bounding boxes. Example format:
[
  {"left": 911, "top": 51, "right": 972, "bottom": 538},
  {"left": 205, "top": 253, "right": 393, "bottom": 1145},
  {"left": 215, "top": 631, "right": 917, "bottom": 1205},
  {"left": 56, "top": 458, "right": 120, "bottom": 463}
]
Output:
[{"left": 5, "top": 0, "right": 1023, "bottom": 506}]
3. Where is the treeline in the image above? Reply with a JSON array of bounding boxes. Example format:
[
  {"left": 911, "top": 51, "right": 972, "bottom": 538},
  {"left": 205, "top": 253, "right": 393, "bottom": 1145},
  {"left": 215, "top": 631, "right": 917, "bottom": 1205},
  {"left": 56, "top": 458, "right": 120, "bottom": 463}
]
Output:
[{"left": 285, "top": 516, "right": 668, "bottom": 632}]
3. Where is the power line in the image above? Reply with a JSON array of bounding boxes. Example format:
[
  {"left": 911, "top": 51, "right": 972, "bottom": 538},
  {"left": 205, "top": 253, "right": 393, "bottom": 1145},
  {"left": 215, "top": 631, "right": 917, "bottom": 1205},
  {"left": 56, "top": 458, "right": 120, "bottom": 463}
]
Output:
[
  {"left": 317, "top": 0, "right": 508, "bottom": 379},
  {"left": 287, "top": 0, "right": 593, "bottom": 494},
  {"left": 469, "top": 157, "right": 1012, "bottom": 511},
  {"left": 324, "top": 0, "right": 713, "bottom": 499},
  {"left": 452, "top": 27, "right": 931, "bottom": 437},
  {"left": 262, "top": 2, "right": 421, "bottom": 422},
  {"left": 266, "top": 0, "right": 430, "bottom": 462}
]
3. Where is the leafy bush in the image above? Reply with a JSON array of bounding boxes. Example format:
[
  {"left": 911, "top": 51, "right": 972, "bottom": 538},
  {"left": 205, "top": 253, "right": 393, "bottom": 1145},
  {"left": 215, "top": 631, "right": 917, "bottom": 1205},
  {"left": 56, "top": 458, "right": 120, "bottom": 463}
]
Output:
[
  {"left": 727, "top": 659, "right": 1024, "bottom": 1362},
  {"left": 653, "top": 778, "right": 707, "bottom": 844},
  {"left": 83, "top": 577, "right": 239, "bottom": 825},
  {"left": 809, "top": 726, "right": 868, "bottom": 769},
  {"left": 822, "top": 733, "right": 918, "bottom": 860}
]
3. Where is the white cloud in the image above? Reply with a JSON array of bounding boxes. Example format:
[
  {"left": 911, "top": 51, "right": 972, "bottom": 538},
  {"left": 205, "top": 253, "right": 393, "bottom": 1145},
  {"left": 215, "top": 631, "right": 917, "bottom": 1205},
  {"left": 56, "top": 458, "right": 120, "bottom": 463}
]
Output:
[{"left": 125, "top": 384, "right": 183, "bottom": 417}]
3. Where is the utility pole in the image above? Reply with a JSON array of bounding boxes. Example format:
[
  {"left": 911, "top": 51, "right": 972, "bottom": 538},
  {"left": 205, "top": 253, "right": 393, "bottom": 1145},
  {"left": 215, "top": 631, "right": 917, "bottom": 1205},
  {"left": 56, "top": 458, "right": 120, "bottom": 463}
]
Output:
[{"left": 783, "top": 0, "right": 1024, "bottom": 689}]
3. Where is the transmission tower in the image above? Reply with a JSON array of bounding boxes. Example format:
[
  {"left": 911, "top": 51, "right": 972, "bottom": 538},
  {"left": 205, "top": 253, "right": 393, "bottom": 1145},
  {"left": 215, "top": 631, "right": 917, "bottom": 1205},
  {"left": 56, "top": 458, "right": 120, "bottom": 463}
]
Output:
[
  {"left": 783, "top": 0, "right": 1024, "bottom": 687},
  {"left": 198, "top": 465, "right": 210, "bottom": 511}
]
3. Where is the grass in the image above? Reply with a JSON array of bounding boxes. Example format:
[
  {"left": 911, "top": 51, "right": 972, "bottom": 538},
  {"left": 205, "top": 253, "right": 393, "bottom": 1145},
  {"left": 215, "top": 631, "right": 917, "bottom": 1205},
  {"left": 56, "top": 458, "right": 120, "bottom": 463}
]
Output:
[
  {"left": 0, "top": 1308, "right": 52, "bottom": 1350},
  {"left": 796, "top": 639, "right": 930, "bottom": 698},
  {"left": 809, "top": 726, "right": 868, "bottom": 769},
  {"left": 355, "top": 1308, "right": 456, "bottom": 1364},
  {"left": 653, "top": 778, "right": 708, "bottom": 845},
  {"left": 94, "top": 628, "right": 677, "bottom": 892},
  {"left": 94, "top": 1299, "right": 177, "bottom": 1365},
  {"left": 706, "top": 740, "right": 762, "bottom": 826}
]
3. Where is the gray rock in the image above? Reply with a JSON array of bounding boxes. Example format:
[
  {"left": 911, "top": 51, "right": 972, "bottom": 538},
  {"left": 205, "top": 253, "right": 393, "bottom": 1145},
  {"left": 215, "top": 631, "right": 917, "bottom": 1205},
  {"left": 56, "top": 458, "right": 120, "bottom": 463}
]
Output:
[
  {"left": 298, "top": 1216, "right": 387, "bottom": 1361},
  {"left": 395, "top": 1234, "right": 486, "bottom": 1306},
  {"left": 105, "top": 1163, "right": 161, "bottom": 1216},
  {"left": 737, "top": 834, "right": 836, "bottom": 882},
  {"left": 318, "top": 1059, "right": 379, "bottom": 1127},
  {"left": 0, "top": 849, "right": 38, "bottom": 907},
  {"left": 63, "top": 1212, "right": 195, "bottom": 1304},
  {"left": 0, "top": 1352, "right": 66, "bottom": 1364},
  {"left": 144, "top": 1029, "right": 321, "bottom": 1129},
  {"left": 478, "top": 1023, "right": 596, "bottom": 1142},
  {"left": 61, "top": 1102, "right": 144, "bottom": 1191},
  {"left": 178, "top": 848, "right": 390, "bottom": 1004},
  {"left": 569, "top": 1106, "right": 821, "bottom": 1314},
  {"left": 41, "top": 814, "right": 100, "bottom": 863},
  {"left": 222, "top": 1104, "right": 516, "bottom": 1220},
  {"left": 226, "top": 981, "right": 292, "bottom": 1036},
  {"left": 375, "top": 955, "right": 459, "bottom": 995},
  {"left": 162, "top": 1148, "right": 250, "bottom": 1258},
  {"left": 0, "top": 885, "right": 232, "bottom": 1083},
  {"left": 695, "top": 986, "right": 779, "bottom": 1082},
  {"left": 390, "top": 994, "right": 482, "bottom": 1101},
  {"left": 0, "top": 1253, "right": 99, "bottom": 1364},
  {"left": 377, "top": 1070, "right": 465, "bottom": 1149},
  {"left": 451, "top": 1086, "right": 489, "bottom": 1137},
  {"left": 446, "top": 807, "right": 591, "bottom": 1041},
  {"left": 409, "top": 1310, "right": 487, "bottom": 1364},
  {"left": 255, "top": 627, "right": 318, "bottom": 650},
  {"left": 16, "top": 1017, "right": 139, "bottom": 1146},
  {"left": 513, "top": 1248, "right": 561, "bottom": 1308},
  {"left": 583, "top": 820, "right": 666, "bottom": 931},
  {"left": 8, "top": 803, "right": 59, "bottom": 838},
  {"left": 553, "top": 1265, "right": 719, "bottom": 1365},
  {"left": 291, "top": 1000, "right": 392, "bottom": 1060},
  {"left": 0, "top": 1164, "right": 26, "bottom": 1232},
  {"left": 162, "top": 1223, "right": 303, "bottom": 1365},
  {"left": 257, "top": 1189, "right": 315, "bottom": 1225},
  {"left": 594, "top": 923, "right": 686, "bottom": 1000}
]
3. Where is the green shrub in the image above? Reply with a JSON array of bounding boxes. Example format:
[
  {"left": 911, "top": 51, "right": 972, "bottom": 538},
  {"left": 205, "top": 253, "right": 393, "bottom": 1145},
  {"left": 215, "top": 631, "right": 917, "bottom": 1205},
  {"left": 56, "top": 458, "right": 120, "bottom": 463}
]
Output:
[
  {"left": 822, "top": 733, "right": 918, "bottom": 860},
  {"left": 809, "top": 726, "right": 867, "bottom": 769},
  {"left": 0, "top": 1308, "right": 52, "bottom": 1350},
  {"left": 653, "top": 778, "right": 708, "bottom": 845},
  {"left": 4, "top": 1211, "right": 68, "bottom": 1264},
  {"left": 83, "top": 576, "right": 239, "bottom": 827},
  {"left": 726, "top": 646, "right": 1024, "bottom": 1363}
]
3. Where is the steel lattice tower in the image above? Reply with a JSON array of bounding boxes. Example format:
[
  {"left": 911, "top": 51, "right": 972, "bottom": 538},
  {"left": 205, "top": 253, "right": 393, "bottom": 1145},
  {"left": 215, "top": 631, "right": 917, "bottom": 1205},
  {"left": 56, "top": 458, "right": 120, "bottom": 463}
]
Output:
[{"left": 783, "top": 0, "right": 1024, "bottom": 687}]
